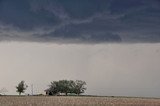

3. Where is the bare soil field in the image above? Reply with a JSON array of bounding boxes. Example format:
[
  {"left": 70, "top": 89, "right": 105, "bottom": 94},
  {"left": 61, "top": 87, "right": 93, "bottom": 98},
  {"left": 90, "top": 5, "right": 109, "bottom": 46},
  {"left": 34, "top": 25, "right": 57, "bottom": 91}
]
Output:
[{"left": 0, "top": 96, "right": 160, "bottom": 106}]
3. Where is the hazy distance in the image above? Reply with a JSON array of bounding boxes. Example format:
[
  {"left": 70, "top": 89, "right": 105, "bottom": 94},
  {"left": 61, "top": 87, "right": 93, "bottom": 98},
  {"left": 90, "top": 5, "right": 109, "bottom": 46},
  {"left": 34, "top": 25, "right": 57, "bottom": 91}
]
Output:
[{"left": 0, "top": 42, "right": 160, "bottom": 97}]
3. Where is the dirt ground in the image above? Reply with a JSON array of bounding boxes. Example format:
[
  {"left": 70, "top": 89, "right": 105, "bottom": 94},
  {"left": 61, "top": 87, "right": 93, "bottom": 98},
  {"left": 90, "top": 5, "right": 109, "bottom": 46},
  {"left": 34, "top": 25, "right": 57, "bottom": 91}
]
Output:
[{"left": 0, "top": 96, "right": 160, "bottom": 106}]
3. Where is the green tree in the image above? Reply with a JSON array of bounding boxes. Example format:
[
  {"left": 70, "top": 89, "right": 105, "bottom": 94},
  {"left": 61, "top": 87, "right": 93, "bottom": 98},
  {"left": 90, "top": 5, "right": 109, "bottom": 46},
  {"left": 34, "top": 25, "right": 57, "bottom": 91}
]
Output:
[
  {"left": 68, "top": 80, "right": 76, "bottom": 94},
  {"left": 58, "top": 80, "right": 71, "bottom": 95},
  {"left": 73, "top": 80, "right": 86, "bottom": 95},
  {"left": 46, "top": 81, "right": 59, "bottom": 95},
  {"left": 46, "top": 80, "right": 87, "bottom": 96},
  {"left": 16, "top": 81, "right": 28, "bottom": 95}
]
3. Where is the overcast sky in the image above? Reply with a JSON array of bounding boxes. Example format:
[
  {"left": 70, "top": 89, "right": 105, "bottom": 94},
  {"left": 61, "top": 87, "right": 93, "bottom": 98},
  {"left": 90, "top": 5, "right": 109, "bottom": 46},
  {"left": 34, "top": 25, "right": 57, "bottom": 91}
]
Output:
[
  {"left": 1, "top": 42, "right": 160, "bottom": 97},
  {"left": 0, "top": 0, "right": 160, "bottom": 97}
]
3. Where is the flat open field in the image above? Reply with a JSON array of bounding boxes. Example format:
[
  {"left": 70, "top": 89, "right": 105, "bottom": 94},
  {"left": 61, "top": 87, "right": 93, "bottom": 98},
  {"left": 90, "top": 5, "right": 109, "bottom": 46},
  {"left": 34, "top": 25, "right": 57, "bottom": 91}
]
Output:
[{"left": 0, "top": 96, "right": 160, "bottom": 106}]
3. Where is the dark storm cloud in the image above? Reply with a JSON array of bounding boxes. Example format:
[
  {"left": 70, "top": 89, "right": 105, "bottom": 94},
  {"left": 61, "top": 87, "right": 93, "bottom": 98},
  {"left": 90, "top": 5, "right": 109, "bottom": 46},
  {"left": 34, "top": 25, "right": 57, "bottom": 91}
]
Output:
[{"left": 0, "top": 0, "right": 160, "bottom": 43}]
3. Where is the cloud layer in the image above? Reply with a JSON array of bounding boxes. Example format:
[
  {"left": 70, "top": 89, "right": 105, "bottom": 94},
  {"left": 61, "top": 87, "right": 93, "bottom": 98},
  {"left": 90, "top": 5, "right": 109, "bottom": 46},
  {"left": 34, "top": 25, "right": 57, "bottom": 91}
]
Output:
[{"left": 0, "top": 0, "right": 160, "bottom": 43}]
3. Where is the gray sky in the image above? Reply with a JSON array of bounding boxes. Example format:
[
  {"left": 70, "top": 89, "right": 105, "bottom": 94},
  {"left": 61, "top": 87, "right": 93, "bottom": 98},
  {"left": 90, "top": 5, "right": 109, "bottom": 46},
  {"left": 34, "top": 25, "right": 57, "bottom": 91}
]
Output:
[
  {"left": 0, "top": 42, "right": 160, "bottom": 97},
  {"left": 0, "top": 0, "right": 160, "bottom": 43}
]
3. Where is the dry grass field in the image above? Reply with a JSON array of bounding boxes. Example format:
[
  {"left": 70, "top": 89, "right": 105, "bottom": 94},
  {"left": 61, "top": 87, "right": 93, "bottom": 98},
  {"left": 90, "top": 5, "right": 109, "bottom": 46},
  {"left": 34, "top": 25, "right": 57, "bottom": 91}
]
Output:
[{"left": 0, "top": 96, "right": 160, "bottom": 106}]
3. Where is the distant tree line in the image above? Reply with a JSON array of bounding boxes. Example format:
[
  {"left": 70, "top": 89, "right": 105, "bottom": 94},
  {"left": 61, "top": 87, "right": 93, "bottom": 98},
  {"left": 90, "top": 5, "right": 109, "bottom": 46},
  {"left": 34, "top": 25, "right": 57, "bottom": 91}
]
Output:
[
  {"left": 45, "top": 80, "right": 86, "bottom": 96},
  {"left": 16, "top": 80, "right": 86, "bottom": 96}
]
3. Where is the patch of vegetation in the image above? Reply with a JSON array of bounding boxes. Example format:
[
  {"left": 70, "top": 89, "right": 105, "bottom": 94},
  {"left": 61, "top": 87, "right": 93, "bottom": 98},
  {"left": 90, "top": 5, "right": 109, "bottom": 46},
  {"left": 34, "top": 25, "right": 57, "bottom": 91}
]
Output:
[{"left": 45, "top": 80, "right": 86, "bottom": 96}]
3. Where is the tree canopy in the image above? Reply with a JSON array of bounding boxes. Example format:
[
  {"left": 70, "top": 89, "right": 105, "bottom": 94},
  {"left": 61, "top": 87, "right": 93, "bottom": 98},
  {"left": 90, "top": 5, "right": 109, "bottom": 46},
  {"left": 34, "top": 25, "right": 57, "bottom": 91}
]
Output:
[
  {"left": 46, "top": 80, "right": 86, "bottom": 96},
  {"left": 16, "top": 81, "right": 28, "bottom": 95}
]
